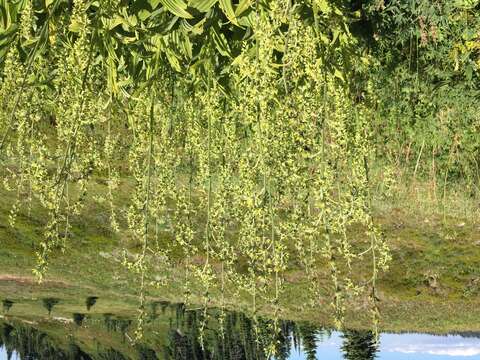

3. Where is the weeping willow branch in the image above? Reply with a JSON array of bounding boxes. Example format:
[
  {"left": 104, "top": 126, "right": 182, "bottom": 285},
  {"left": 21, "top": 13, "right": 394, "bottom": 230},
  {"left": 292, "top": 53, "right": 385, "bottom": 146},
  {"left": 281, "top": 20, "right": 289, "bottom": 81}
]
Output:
[
  {"left": 0, "top": 0, "right": 391, "bottom": 339},
  {"left": 0, "top": 0, "right": 61, "bottom": 152}
]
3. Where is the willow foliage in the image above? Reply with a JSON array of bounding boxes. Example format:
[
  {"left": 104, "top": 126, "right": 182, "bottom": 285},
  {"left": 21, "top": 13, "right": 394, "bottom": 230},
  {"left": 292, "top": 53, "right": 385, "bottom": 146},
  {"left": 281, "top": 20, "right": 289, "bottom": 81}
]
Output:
[{"left": 0, "top": 0, "right": 391, "bottom": 348}]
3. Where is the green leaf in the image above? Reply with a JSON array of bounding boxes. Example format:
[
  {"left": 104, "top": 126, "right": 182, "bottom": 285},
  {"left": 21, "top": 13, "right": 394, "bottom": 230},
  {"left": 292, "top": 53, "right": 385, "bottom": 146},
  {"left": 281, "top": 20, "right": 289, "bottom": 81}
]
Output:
[
  {"left": 171, "top": 30, "right": 192, "bottom": 59},
  {"left": 237, "top": 11, "right": 255, "bottom": 27},
  {"left": 165, "top": 49, "right": 182, "bottom": 71},
  {"left": 133, "top": 0, "right": 153, "bottom": 19},
  {"left": 453, "top": 0, "right": 480, "bottom": 9},
  {"left": 331, "top": 29, "right": 339, "bottom": 44},
  {"left": 69, "top": 20, "right": 82, "bottom": 32},
  {"left": 158, "top": 0, "right": 193, "bottom": 19},
  {"left": 0, "top": 1, "right": 12, "bottom": 29},
  {"left": 211, "top": 24, "right": 231, "bottom": 57},
  {"left": 0, "top": 25, "right": 17, "bottom": 42},
  {"left": 189, "top": 0, "right": 218, "bottom": 12},
  {"left": 190, "top": 17, "right": 206, "bottom": 35},
  {"left": 148, "top": 16, "right": 179, "bottom": 34},
  {"left": 235, "top": 0, "right": 250, "bottom": 16},
  {"left": 103, "top": 15, "right": 125, "bottom": 30},
  {"left": 138, "top": 9, "right": 151, "bottom": 20},
  {"left": 316, "top": 0, "right": 331, "bottom": 14},
  {"left": 334, "top": 68, "right": 344, "bottom": 81},
  {"left": 148, "top": 0, "right": 162, "bottom": 9},
  {"left": 219, "top": 0, "right": 238, "bottom": 25}
]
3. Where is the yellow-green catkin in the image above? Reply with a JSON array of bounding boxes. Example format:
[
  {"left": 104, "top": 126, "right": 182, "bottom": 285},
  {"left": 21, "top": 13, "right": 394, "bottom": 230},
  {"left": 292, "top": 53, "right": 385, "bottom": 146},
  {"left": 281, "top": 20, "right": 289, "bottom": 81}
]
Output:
[{"left": 0, "top": 0, "right": 391, "bottom": 339}]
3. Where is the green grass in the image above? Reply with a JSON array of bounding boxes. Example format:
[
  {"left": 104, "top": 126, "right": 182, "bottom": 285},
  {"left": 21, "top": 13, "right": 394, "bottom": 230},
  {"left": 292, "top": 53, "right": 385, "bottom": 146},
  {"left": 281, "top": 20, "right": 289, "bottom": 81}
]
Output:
[{"left": 1, "top": 177, "right": 480, "bottom": 334}]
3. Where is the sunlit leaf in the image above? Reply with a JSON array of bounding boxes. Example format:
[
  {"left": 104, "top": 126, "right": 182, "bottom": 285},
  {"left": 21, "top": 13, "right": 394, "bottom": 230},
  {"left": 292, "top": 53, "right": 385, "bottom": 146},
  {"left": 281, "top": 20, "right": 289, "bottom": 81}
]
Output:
[
  {"left": 315, "top": 0, "right": 331, "bottom": 14},
  {"left": 235, "top": 0, "right": 251, "bottom": 16},
  {"left": 148, "top": 0, "right": 163, "bottom": 9},
  {"left": 44, "top": 0, "right": 54, "bottom": 9},
  {"left": 211, "top": 24, "right": 231, "bottom": 57},
  {"left": 189, "top": 0, "right": 218, "bottom": 12},
  {"left": 219, "top": 0, "right": 238, "bottom": 25},
  {"left": 158, "top": 0, "right": 193, "bottom": 18}
]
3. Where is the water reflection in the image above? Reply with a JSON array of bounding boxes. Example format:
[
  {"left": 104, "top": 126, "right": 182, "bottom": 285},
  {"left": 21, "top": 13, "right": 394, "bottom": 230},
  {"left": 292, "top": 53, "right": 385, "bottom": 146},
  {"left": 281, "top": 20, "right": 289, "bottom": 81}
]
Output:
[
  {"left": 341, "top": 330, "right": 377, "bottom": 359},
  {"left": 41, "top": 298, "right": 59, "bottom": 317},
  {"left": 103, "top": 313, "right": 132, "bottom": 342},
  {"left": 296, "top": 323, "right": 322, "bottom": 360},
  {"left": 73, "top": 313, "right": 85, "bottom": 326},
  {"left": 1, "top": 300, "right": 13, "bottom": 314},
  {"left": 85, "top": 297, "right": 98, "bottom": 312},
  {"left": 0, "top": 301, "right": 479, "bottom": 359},
  {"left": 149, "top": 301, "right": 170, "bottom": 321}
]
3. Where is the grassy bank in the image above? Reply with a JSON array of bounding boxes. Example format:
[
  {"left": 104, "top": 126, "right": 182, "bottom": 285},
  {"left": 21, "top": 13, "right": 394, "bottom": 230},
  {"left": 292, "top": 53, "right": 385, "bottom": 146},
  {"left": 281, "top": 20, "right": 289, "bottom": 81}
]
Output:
[{"left": 1, "top": 177, "right": 479, "bottom": 334}]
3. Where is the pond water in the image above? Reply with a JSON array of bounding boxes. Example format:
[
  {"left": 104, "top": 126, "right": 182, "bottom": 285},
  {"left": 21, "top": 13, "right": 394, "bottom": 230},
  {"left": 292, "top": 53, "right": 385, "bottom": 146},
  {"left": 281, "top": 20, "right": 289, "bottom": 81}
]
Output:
[{"left": 0, "top": 300, "right": 479, "bottom": 359}]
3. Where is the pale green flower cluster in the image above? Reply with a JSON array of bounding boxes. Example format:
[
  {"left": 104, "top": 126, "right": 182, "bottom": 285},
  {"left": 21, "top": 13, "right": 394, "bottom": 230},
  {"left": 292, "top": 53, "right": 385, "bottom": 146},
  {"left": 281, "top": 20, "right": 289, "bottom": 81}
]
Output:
[{"left": 0, "top": 0, "right": 390, "bottom": 348}]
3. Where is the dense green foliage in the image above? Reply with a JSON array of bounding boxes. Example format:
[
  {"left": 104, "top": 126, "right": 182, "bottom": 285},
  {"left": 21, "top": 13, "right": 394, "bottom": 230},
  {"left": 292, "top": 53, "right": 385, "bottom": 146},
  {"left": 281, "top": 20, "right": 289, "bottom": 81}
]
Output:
[{"left": 365, "top": 0, "right": 480, "bottom": 188}]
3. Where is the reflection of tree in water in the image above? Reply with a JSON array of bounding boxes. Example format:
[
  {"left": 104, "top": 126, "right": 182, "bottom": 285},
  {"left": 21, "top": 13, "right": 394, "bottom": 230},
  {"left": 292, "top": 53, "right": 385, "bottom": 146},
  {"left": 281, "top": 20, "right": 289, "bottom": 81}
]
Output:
[
  {"left": 274, "top": 320, "right": 295, "bottom": 360},
  {"left": 285, "top": 321, "right": 332, "bottom": 360},
  {"left": 42, "top": 298, "right": 60, "bottom": 316},
  {"left": 86, "top": 296, "right": 98, "bottom": 311},
  {"left": 135, "top": 344, "right": 158, "bottom": 359},
  {"left": 0, "top": 322, "right": 91, "bottom": 359},
  {"left": 295, "top": 322, "right": 318, "bottom": 360},
  {"left": 103, "top": 314, "right": 133, "bottom": 333},
  {"left": 341, "top": 330, "right": 378, "bottom": 360},
  {"left": 162, "top": 306, "right": 313, "bottom": 360},
  {"left": 149, "top": 301, "right": 171, "bottom": 322},
  {"left": 164, "top": 308, "right": 205, "bottom": 359},
  {"left": 0, "top": 301, "right": 340, "bottom": 360},
  {"left": 2, "top": 299, "right": 13, "bottom": 313},
  {"left": 67, "top": 342, "right": 93, "bottom": 360},
  {"left": 0, "top": 320, "right": 144, "bottom": 360},
  {"left": 103, "top": 313, "right": 133, "bottom": 344},
  {"left": 73, "top": 313, "right": 86, "bottom": 326},
  {"left": 96, "top": 348, "right": 128, "bottom": 359}
]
